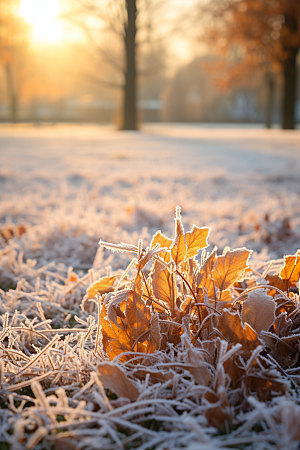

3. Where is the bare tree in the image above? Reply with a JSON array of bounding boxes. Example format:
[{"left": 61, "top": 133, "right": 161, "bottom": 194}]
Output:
[{"left": 64, "top": 0, "right": 172, "bottom": 130}]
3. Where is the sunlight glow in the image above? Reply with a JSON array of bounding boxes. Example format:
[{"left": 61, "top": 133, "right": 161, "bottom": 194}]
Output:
[{"left": 19, "top": 0, "right": 62, "bottom": 44}]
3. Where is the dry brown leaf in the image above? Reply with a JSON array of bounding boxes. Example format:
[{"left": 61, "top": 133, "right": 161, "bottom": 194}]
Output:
[
  {"left": 146, "top": 313, "right": 161, "bottom": 353},
  {"left": 280, "top": 250, "right": 300, "bottom": 286},
  {"left": 196, "top": 247, "right": 217, "bottom": 299},
  {"left": 87, "top": 276, "right": 115, "bottom": 298},
  {"left": 101, "top": 302, "right": 132, "bottom": 360},
  {"left": 243, "top": 323, "right": 260, "bottom": 352},
  {"left": 213, "top": 248, "right": 252, "bottom": 298},
  {"left": 183, "top": 335, "right": 213, "bottom": 385},
  {"left": 204, "top": 391, "right": 232, "bottom": 430},
  {"left": 126, "top": 292, "right": 151, "bottom": 344},
  {"left": 152, "top": 260, "right": 177, "bottom": 309},
  {"left": 273, "top": 312, "right": 292, "bottom": 337},
  {"left": 218, "top": 310, "right": 259, "bottom": 352},
  {"left": 242, "top": 290, "right": 276, "bottom": 334},
  {"left": 245, "top": 368, "right": 289, "bottom": 402},
  {"left": 265, "top": 274, "right": 289, "bottom": 296},
  {"left": 185, "top": 225, "right": 210, "bottom": 260},
  {"left": 98, "top": 363, "right": 139, "bottom": 401},
  {"left": 106, "top": 290, "right": 132, "bottom": 327}
]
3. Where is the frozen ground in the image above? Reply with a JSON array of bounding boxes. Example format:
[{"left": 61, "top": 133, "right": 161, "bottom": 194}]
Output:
[
  {"left": 1, "top": 124, "right": 300, "bottom": 450},
  {"left": 1, "top": 123, "right": 300, "bottom": 276}
]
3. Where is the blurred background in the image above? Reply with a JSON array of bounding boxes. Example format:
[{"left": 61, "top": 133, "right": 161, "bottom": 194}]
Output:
[
  {"left": 0, "top": 0, "right": 300, "bottom": 289},
  {"left": 0, "top": 0, "right": 299, "bottom": 130}
]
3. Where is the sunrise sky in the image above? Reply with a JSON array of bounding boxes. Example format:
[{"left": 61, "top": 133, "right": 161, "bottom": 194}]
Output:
[{"left": 18, "top": 0, "right": 198, "bottom": 67}]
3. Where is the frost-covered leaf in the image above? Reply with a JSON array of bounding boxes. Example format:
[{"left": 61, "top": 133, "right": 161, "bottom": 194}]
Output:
[
  {"left": 196, "top": 247, "right": 217, "bottom": 299},
  {"left": 98, "top": 363, "right": 139, "bottom": 401},
  {"left": 213, "top": 248, "right": 252, "bottom": 297},
  {"left": 265, "top": 274, "right": 289, "bottom": 296},
  {"left": 185, "top": 225, "right": 210, "bottom": 260},
  {"left": 87, "top": 276, "right": 115, "bottom": 298},
  {"left": 280, "top": 250, "right": 300, "bottom": 286},
  {"left": 183, "top": 334, "right": 213, "bottom": 385},
  {"left": 218, "top": 310, "right": 259, "bottom": 352},
  {"left": 126, "top": 291, "right": 150, "bottom": 343},
  {"left": 146, "top": 313, "right": 161, "bottom": 353},
  {"left": 150, "top": 231, "right": 172, "bottom": 262},
  {"left": 152, "top": 260, "right": 177, "bottom": 309},
  {"left": 170, "top": 206, "right": 187, "bottom": 267},
  {"left": 106, "top": 289, "right": 132, "bottom": 328},
  {"left": 101, "top": 303, "right": 131, "bottom": 360},
  {"left": 242, "top": 290, "right": 276, "bottom": 334},
  {"left": 170, "top": 233, "right": 186, "bottom": 267}
]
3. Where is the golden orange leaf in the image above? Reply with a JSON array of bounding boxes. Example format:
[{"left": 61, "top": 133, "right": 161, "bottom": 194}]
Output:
[
  {"left": 98, "top": 363, "right": 139, "bottom": 401},
  {"left": 101, "top": 303, "right": 131, "bottom": 361},
  {"left": 170, "top": 207, "right": 187, "bottom": 267},
  {"left": 126, "top": 292, "right": 151, "bottom": 343},
  {"left": 152, "top": 260, "right": 177, "bottom": 309},
  {"left": 213, "top": 248, "right": 252, "bottom": 297},
  {"left": 170, "top": 233, "right": 187, "bottom": 267},
  {"left": 218, "top": 290, "right": 232, "bottom": 302},
  {"left": 87, "top": 276, "right": 115, "bottom": 298},
  {"left": 185, "top": 225, "right": 210, "bottom": 260},
  {"left": 279, "top": 250, "right": 300, "bottom": 286},
  {"left": 196, "top": 247, "right": 217, "bottom": 299},
  {"left": 150, "top": 230, "right": 172, "bottom": 263}
]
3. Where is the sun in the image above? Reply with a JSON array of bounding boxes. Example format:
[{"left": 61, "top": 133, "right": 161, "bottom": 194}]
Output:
[{"left": 19, "top": 0, "right": 62, "bottom": 44}]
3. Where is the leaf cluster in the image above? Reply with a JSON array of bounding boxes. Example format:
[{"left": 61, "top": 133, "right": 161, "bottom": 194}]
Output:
[
  {"left": 87, "top": 206, "right": 300, "bottom": 426},
  {"left": 1, "top": 206, "right": 300, "bottom": 448}
]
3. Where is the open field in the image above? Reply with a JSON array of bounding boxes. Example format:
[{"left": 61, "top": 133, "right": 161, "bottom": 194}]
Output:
[
  {"left": 1, "top": 124, "right": 300, "bottom": 270},
  {"left": 1, "top": 124, "right": 300, "bottom": 449}
]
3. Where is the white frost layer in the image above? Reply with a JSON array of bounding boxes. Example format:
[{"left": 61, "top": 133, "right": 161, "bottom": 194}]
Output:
[{"left": 0, "top": 124, "right": 299, "bottom": 279}]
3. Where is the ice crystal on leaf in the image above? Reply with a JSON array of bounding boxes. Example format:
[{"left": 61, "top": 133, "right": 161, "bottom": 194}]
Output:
[{"left": 1, "top": 206, "right": 300, "bottom": 449}]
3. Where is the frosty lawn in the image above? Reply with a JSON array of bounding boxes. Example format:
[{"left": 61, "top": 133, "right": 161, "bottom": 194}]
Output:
[{"left": 0, "top": 124, "right": 300, "bottom": 449}]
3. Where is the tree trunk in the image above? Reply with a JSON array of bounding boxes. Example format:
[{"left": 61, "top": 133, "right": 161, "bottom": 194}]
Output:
[
  {"left": 282, "top": 48, "right": 298, "bottom": 130},
  {"left": 122, "top": 0, "right": 138, "bottom": 130},
  {"left": 5, "top": 64, "right": 18, "bottom": 123},
  {"left": 265, "top": 71, "right": 275, "bottom": 129}
]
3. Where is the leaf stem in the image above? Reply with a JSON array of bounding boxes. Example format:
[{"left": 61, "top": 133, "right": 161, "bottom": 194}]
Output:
[
  {"left": 141, "top": 270, "right": 154, "bottom": 314},
  {"left": 176, "top": 270, "right": 201, "bottom": 324}
]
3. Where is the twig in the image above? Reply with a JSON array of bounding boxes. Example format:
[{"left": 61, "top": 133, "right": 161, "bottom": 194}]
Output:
[{"left": 16, "top": 335, "right": 60, "bottom": 376}]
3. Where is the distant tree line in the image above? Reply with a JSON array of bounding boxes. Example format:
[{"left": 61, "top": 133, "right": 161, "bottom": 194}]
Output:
[{"left": 199, "top": 0, "right": 300, "bottom": 129}]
